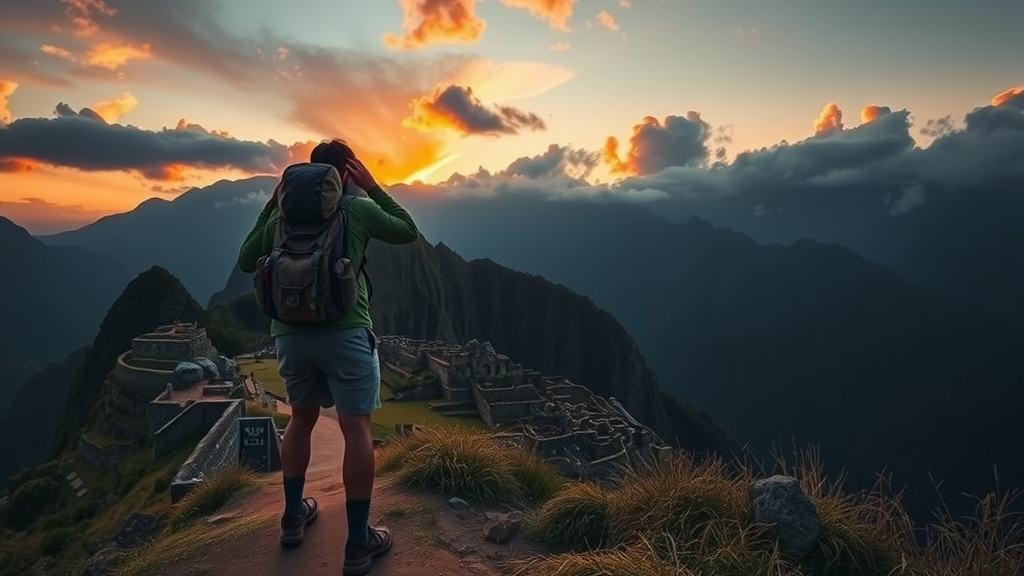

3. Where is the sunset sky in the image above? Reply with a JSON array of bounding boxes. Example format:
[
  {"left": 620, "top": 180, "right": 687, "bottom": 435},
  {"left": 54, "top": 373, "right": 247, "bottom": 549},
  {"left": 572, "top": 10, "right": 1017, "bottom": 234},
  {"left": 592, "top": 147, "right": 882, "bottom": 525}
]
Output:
[{"left": 1, "top": 0, "right": 1022, "bottom": 234}]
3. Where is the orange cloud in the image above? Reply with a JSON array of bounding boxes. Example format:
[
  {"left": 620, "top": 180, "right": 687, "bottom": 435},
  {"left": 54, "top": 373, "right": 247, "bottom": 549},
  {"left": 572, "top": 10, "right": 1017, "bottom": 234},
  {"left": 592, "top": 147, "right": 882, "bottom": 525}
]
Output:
[
  {"left": 175, "top": 118, "right": 230, "bottom": 138},
  {"left": 992, "top": 86, "right": 1024, "bottom": 107},
  {"left": 63, "top": 0, "right": 117, "bottom": 37},
  {"left": 40, "top": 44, "right": 75, "bottom": 60},
  {"left": 0, "top": 80, "right": 17, "bottom": 124},
  {"left": 91, "top": 92, "right": 138, "bottom": 123},
  {"left": 595, "top": 11, "right": 620, "bottom": 31},
  {"left": 83, "top": 42, "right": 152, "bottom": 70},
  {"left": 860, "top": 105, "right": 892, "bottom": 124},
  {"left": 619, "top": 0, "right": 631, "bottom": 7},
  {"left": 500, "top": 0, "right": 578, "bottom": 31},
  {"left": 813, "top": 102, "right": 844, "bottom": 136},
  {"left": 604, "top": 112, "right": 715, "bottom": 176},
  {"left": 0, "top": 158, "right": 39, "bottom": 173},
  {"left": 0, "top": 197, "right": 115, "bottom": 235},
  {"left": 383, "top": 0, "right": 487, "bottom": 50}
]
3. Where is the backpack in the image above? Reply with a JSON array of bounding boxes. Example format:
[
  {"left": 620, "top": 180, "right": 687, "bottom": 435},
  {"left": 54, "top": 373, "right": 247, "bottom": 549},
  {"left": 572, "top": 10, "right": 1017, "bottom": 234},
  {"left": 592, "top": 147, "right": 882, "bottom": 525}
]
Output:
[{"left": 253, "top": 162, "right": 372, "bottom": 324}]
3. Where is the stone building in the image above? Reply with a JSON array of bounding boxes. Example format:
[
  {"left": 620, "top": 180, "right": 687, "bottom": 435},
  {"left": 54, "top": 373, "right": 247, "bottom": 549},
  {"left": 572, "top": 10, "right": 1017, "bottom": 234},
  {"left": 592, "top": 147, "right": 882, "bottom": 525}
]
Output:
[
  {"left": 376, "top": 336, "right": 671, "bottom": 480},
  {"left": 79, "top": 321, "right": 247, "bottom": 502}
]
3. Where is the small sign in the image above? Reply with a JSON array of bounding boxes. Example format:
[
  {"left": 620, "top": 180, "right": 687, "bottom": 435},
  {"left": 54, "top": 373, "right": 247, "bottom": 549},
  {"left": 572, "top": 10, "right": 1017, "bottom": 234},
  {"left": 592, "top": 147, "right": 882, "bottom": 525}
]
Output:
[{"left": 238, "top": 416, "right": 282, "bottom": 472}]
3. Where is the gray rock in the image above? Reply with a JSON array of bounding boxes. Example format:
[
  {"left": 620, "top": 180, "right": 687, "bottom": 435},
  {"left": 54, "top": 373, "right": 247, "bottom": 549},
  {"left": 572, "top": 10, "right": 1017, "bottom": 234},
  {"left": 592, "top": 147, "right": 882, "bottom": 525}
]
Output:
[
  {"left": 79, "top": 548, "right": 126, "bottom": 576},
  {"left": 448, "top": 497, "right": 471, "bottom": 510},
  {"left": 113, "top": 512, "right": 162, "bottom": 548},
  {"left": 173, "top": 362, "right": 205, "bottom": 389},
  {"left": 192, "top": 357, "right": 220, "bottom": 379},
  {"left": 483, "top": 511, "right": 523, "bottom": 544},
  {"left": 750, "top": 475, "right": 821, "bottom": 558}
]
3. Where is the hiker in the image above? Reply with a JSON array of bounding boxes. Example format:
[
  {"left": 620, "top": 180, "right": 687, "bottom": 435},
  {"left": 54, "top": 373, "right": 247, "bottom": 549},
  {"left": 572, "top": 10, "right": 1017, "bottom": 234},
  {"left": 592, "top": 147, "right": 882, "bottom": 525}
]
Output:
[{"left": 236, "top": 138, "right": 419, "bottom": 576}]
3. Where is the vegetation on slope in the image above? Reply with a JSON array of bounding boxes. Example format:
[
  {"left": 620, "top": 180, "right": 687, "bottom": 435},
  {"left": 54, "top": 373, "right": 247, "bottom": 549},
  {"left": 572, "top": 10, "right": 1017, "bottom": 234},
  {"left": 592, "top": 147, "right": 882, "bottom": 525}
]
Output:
[
  {"left": 0, "top": 437, "right": 201, "bottom": 576},
  {"left": 376, "top": 427, "right": 1024, "bottom": 576}
]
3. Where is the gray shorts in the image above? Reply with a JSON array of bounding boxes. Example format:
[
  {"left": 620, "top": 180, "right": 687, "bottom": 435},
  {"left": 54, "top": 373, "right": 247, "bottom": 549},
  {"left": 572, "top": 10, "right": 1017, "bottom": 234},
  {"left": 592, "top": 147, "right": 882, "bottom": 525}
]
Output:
[{"left": 274, "top": 326, "right": 381, "bottom": 416}]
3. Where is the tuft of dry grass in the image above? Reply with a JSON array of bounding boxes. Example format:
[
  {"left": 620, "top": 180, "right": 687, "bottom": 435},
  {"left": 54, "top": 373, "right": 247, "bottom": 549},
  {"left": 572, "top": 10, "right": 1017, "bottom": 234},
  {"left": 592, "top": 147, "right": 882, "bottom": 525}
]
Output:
[
  {"left": 172, "top": 465, "right": 260, "bottom": 529},
  {"left": 527, "top": 482, "right": 613, "bottom": 552},
  {"left": 524, "top": 443, "right": 1024, "bottom": 576},
  {"left": 377, "top": 424, "right": 565, "bottom": 505},
  {"left": 504, "top": 538, "right": 698, "bottom": 576}
]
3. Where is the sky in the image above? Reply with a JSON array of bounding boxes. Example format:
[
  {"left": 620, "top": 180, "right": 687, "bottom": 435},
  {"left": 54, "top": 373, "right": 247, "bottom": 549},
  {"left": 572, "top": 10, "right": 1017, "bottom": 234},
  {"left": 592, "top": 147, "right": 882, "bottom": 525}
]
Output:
[{"left": 0, "top": 0, "right": 1022, "bottom": 234}]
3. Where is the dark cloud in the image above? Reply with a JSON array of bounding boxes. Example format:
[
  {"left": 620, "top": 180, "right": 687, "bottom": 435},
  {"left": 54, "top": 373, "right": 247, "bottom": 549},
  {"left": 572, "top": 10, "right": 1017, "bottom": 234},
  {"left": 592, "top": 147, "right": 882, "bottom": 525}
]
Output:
[
  {"left": 396, "top": 91, "right": 1024, "bottom": 221},
  {"left": 0, "top": 104, "right": 302, "bottom": 180},
  {"left": 604, "top": 112, "right": 717, "bottom": 176},
  {"left": 405, "top": 84, "right": 546, "bottom": 136}
]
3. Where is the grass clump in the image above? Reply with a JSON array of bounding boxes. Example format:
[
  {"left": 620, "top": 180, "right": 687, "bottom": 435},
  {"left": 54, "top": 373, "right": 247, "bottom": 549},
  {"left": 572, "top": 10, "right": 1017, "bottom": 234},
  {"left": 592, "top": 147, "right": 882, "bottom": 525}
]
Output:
[
  {"left": 506, "top": 540, "right": 695, "bottom": 576},
  {"left": 377, "top": 424, "right": 564, "bottom": 505},
  {"left": 172, "top": 464, "right": 259, "bottom": 529},
  {"left": 526, "top": 481, "right": 612, "bottom": 551},
  {"left": 521, "top": 446, "right": 1024, "bottom": 576}
]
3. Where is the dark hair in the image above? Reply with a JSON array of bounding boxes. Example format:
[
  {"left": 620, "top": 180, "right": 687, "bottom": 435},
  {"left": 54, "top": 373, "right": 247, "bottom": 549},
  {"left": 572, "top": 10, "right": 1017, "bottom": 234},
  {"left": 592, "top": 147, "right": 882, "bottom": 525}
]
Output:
[{"left": 310, "top": 138, "right": 354, "bottom": 175}]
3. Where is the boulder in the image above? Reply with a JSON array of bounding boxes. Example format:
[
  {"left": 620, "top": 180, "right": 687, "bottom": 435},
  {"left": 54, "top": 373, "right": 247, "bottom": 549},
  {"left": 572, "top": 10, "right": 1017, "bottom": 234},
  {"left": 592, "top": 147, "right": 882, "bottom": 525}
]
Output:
[
  {"left": 750, "top": 475, "right": 822, "bottom": 558},
  {"left": 192, "top": 357, "right": 220, "bottom": 379},
  {"left": 172, "top": 362, "right": 204, "bottom": 389}
]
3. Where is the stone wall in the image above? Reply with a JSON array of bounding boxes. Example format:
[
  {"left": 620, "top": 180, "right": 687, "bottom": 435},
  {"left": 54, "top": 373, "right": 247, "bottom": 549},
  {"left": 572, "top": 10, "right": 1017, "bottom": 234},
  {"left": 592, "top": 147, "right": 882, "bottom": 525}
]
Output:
[
  {"left": 169, "top": 399, "right": 245, "bottom": 503},
  {"left": 78, "top": 437, "right": 133, "bottom": 470},
  {"left": 146, "top": 390, "right": 184, "bottom": 434},
  {"left": 153, "top": 400, "right": 238, "bottom": 459},
  {"left": 113, "top": 352, "right": 173, "bottom": 400},
  {"left": 472, "top": 383, "right": 545, "bottom": 427},
  {"left": 131, "top": 324, "right": 218, "bottom": 364}
]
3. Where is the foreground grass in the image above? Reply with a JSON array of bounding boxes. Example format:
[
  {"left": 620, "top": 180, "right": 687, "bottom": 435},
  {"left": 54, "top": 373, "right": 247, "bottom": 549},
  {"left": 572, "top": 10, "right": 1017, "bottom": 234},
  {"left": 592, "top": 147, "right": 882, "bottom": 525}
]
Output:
[
  {"left": 172, "top": 464, "right": 260, "bottom": 529},
  {"left": 377, "top": 424, "right": 565, "bottom": 505},
  {"left": 112, "top": 512, "right": 274, "bottom": 576},
  {"left": 377, "top": 425, "right": 1024, "bottom": 576},
  {"left": 522, "top": 449, "right": 1024, "bottom": 576}
]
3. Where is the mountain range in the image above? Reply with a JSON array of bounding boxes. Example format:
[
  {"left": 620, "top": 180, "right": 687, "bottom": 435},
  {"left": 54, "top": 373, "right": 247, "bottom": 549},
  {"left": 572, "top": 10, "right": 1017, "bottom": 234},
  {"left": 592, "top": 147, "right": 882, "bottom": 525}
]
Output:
[
  {"left": 0, "top": 217, "right": 132, "bottom": 417},
  {"left": 6, "top": 173, "right": 1023, "bottom": 520},
  {"left": 0, "top": 243, "right": 732, "bottom": 484}
]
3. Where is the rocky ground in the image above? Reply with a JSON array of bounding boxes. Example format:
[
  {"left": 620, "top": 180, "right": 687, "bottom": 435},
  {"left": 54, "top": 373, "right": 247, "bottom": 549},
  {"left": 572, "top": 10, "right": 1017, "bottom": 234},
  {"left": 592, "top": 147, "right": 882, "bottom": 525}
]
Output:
[{"left": 140, "top": 405, "right": 547, "bottom": 576}]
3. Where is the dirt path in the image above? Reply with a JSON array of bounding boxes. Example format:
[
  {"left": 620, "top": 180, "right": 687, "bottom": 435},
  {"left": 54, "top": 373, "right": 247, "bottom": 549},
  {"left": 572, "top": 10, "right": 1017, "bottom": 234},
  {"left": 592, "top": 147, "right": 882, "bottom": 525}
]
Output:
[{"left": 149, "top": 405, "right": 542, "bottom": 576}]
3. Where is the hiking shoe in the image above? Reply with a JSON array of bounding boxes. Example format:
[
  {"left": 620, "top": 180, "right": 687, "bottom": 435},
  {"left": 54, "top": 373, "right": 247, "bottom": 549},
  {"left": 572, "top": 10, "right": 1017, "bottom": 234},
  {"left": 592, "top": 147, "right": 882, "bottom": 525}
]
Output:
[
  {"left": 343, "top": 525, "right": 393, "bottom": 576},
  {"left": 279, "top": 497, "right": 319, "bottom": 548}
]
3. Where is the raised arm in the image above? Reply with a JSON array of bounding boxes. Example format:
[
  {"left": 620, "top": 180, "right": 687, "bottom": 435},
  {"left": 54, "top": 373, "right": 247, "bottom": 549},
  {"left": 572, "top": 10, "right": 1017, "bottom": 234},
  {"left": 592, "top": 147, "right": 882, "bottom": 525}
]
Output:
[{"left": 361, "top": 184, "right": 419, "bottom": 244}]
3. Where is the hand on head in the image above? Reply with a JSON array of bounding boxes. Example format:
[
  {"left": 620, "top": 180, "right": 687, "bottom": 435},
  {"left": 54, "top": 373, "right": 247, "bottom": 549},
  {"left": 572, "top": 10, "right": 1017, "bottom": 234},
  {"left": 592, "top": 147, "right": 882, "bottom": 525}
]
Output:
[{"left": 346, "top": 157, "right": 378, "bottom": 192}]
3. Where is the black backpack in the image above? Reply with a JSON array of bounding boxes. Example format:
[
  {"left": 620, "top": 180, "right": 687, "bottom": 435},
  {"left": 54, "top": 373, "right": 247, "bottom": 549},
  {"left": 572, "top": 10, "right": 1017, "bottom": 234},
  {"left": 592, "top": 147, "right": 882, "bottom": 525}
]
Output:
[{"left": 253, "top": 162, "right": 371, "bottom": 324}]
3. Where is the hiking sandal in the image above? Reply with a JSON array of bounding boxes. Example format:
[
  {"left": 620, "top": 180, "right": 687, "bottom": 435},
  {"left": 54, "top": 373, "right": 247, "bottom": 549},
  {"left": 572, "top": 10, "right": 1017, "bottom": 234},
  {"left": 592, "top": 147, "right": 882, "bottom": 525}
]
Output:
[{"left": 279, "top": 497, "right": 319, "bottom": 547}]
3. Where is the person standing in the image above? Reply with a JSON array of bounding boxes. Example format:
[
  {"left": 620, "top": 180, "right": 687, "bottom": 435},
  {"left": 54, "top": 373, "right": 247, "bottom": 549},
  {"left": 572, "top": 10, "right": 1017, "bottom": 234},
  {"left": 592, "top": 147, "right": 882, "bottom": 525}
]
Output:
[{"left": 237, "top": 139, "right": 419, "bottom": 575}]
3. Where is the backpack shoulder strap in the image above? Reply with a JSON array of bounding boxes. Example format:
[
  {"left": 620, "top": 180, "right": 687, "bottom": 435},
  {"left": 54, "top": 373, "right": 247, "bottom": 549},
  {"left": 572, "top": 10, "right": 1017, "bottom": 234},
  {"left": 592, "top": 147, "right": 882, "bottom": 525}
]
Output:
[{"left": 338, "top": 194, "right": 374, "bottom": 301}]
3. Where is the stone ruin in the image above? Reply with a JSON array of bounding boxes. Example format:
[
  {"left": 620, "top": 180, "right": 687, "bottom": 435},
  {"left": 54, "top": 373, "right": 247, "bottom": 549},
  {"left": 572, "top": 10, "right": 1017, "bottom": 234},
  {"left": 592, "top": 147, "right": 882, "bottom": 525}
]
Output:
[
  {"left": 79, "top": 321, "right": 248, "bottom": 502},
  {"left": 377, "top": 336, "right": 671, "bottom": 480}
]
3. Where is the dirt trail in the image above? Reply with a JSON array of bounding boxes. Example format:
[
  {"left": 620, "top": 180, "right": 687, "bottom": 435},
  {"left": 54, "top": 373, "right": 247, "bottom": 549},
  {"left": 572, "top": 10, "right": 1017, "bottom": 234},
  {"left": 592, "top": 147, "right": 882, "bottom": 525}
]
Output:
[{"left": 151, "top": 405, "right": 540, "bottom": 576}]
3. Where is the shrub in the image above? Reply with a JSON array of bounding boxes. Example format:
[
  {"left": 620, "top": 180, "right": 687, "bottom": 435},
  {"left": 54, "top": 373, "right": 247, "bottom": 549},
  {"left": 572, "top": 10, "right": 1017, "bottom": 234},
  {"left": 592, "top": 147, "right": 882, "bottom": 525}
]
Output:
[
  {"left": 527, "top": 482, "right": 612, "bottom": 552},
  {"left": 173, "top": 465, "right": 259, "bottom": 529},
  {"left": 377, "top": 425, "right": 565, "bottom": 506}
]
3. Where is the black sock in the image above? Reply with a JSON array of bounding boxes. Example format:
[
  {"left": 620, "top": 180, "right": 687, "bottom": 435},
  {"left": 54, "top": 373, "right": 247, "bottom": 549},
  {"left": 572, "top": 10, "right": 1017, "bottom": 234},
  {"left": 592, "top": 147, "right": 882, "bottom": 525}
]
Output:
[
  {"left": 346, "top": 499, "right": 371, "bottom": 544},
  {"left": 283, "top": 476, "right": 306, "bottom": 517}
]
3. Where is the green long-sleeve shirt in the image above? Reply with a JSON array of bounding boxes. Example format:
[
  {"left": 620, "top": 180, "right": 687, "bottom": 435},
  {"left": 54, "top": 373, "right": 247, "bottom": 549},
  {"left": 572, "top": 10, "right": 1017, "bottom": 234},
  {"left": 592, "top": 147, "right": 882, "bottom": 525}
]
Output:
[{"left": 237, "top": 184, "right": 419, "bottom": 338}]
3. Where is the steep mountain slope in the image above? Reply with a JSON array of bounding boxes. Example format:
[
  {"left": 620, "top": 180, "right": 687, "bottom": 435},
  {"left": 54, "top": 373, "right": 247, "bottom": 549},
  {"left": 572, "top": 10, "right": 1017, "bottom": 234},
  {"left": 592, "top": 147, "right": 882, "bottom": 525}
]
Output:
[
  {"left": 211, "top": 237, "right": 734, "bottom": 456},
  {"left": 0, "top": 215, "right": 132, "bottom": 407},
  {"left": 38, "top": 177, "right": 276, "bottom": 305},
  {"left": 0, "top": 347, "right": 87, "bottom": 483},
  {"left": 51, "top": 266, "right": 209, "bottom": 454},
  {"left": 645, "top": 179, "right": 1024, "bottom": 331},
  {"left": 396, "top": 198, "right": 1024, "bottom": 517}
]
